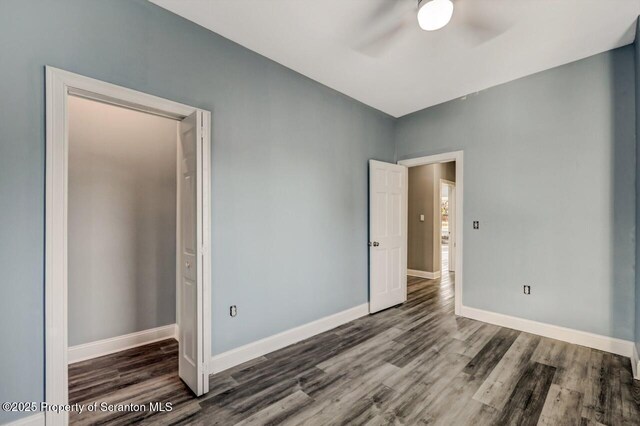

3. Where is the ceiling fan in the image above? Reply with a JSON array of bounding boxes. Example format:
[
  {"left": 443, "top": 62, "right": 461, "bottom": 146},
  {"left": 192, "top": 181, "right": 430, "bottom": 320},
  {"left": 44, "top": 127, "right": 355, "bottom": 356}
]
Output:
[{"left": 352, "top": 0, "right": 512, "bottom": 56}]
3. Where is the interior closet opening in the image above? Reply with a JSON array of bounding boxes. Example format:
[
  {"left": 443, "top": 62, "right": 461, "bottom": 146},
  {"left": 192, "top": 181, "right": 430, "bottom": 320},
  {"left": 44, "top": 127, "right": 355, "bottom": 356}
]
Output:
[
  {"left": 66, "top": 95, "right": 182, "bottom": 420},
  {"left": 46, "top": 67, "right": 212, "bottom": 424}
]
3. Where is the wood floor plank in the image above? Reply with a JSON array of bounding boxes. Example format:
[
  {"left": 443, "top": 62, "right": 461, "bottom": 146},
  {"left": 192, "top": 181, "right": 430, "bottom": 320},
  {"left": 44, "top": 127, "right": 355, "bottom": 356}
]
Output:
[
  {"left": 317, "top": 327, "right": 404, "bottom": 373},
  {"left": 473, "top": 332, "right": 541, "bottom": 410},
  {"left": 384, "top": 347, "right": 470, "bottom": 394},
  {"left": 418, "top": 372, "right": 499, "bottom": 426},
  {"left": 538, "top": 384, "right": 584, "bottom": 426},
  {"left": 581, "top": 350, "right": 624, "bottom": 425},
  {"left": 200, "top": 373, "right": 239, "bottom": 401},
  {"left": 279, "top": 362, "right": 400, "bottom": 425},
  {"left": 139, "top": 400, "right": 202, "bottom": 426},
  {"left": 234, "top": 390, "right": 314, "bottom": 426},
  {"left": 495, "top": 362, "right": 556, "bottom": 426},
  {"left": 533, "top": 337, "right": 591, "bottom": 394},
  {"left": 554, "top": 344, "right": 591, "bottom": 393},
  {"left": 377, "top": 350, "right": 473, "bottom": 424},
  {"left": 463, "top": 327, "right": 520, "bottom": 381},
  {"left": 326, "top": 384, "right": 396, "bottom": 426},
  {"left": 617, "top": 353, "right": 640, "bottom": 425},
  {"left": 531, "top": 337, "right": 568, "bottom": 367}
]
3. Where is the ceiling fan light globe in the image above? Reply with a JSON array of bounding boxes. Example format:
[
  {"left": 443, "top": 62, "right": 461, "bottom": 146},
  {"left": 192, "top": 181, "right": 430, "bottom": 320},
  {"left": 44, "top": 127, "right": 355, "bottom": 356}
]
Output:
[{"left": 417, "top": 0, "right": 454, "bottom": 31}]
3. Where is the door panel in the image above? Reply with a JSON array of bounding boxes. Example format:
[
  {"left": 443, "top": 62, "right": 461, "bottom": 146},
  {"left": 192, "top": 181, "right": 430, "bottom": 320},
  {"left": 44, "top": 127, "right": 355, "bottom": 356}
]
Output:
[
  {"left": 390, "top": 192, "right": 401, "bottom": 236},
  {"left": 178, "top": 111, "right": 205, "bottom": 396},
  {"left": 369, "top": 160, "right": 408, "bottom": 313},
  {"left": 371, "top": 249, "right": 388, "bottom": 295},
  {"left": 389, "top": 246, "right": 401, "bottom": 291}
]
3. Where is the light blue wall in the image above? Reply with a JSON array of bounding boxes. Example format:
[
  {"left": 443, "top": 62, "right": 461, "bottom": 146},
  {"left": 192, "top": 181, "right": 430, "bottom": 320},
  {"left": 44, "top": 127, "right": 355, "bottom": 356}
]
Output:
[
  {"left": 1, "top": 1, "right": 638, "bottom": 423},
  {"left": 0, "top": 0, "right": 395, "bottom": 423},
  {"left": 396, "top": 46, "right": 636, "bottom": 342}
]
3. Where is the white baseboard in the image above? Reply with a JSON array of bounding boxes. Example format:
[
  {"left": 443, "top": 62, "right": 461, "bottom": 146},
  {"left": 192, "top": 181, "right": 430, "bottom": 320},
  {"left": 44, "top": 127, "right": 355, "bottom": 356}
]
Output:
[
  {"left": 2, "top": 413, "right": 44, "bottom": 426},
  {"left": 460, "top": 306, "right": 634, "bottom": 358},
  {"left": 210, "top": 304, "right": 369, "bottom": 374},
  {"left": 68, "top": 324, "right": 178, "bottom": 364},
  {"left": 407, "top": 269, "right": 441, "bottom": 279},
  {"left": 632, "top": 343, "right": 640, "bottom": 380}
]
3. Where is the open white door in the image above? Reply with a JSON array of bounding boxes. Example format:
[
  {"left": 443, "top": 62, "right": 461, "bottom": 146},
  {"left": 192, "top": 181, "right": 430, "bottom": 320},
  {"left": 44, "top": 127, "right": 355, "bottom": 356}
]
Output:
[
  {"left": 369, "top": 160, "right": 408, "bottom": 313},
  {"left": 178, "top": 111, "right": 206, "bottom": 395}
]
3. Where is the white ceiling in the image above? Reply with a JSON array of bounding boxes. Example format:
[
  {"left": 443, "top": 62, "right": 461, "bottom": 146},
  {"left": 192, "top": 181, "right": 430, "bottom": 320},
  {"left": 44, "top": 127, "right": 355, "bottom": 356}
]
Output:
[{"left": 150, "top": 0, "right": 640, "bottom": 118}]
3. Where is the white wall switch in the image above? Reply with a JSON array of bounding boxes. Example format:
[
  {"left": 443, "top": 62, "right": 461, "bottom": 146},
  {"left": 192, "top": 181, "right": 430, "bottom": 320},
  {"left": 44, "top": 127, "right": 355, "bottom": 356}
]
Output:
[{"left": 420, "top": 214, "right": 425, "bottom": 222}]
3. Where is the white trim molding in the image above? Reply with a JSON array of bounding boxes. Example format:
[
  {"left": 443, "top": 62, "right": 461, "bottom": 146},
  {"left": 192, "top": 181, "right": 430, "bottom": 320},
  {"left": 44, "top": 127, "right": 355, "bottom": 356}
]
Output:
[
  {"left": 407, "top": 269, "right": 441, "bottom": 279},
  {"left": 2, "top": 413, "right": 45, "bottom": 426},
  {"left": 398, "top": 150, "right": 463, "bottom": 316},
  {"left": 210, "top": 304, "right": 369, "bottom": 374},
  {"left": 68, "top": 324, "right": 178, "bottom": 364},
  {"left": 632, "top": 343, "right": 639, "bottom": 380},
  {"left": 460, "top": 305, "right": 635, "bottom": 358}
]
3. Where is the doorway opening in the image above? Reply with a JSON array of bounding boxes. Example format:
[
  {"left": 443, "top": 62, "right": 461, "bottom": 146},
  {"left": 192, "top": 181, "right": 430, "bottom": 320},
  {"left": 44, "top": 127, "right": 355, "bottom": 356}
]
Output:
[
  {"left": 406, "top": 161, "right": 455, "bottom": 280},
  {"left": 45, "top": 67, "right": 211, "bottom": 425},
  {"left": 367, "top": 151, "right": 463, "bottom": 316},
  {"left": 399, "top": 151, "right": 463, "bottom": 315}
]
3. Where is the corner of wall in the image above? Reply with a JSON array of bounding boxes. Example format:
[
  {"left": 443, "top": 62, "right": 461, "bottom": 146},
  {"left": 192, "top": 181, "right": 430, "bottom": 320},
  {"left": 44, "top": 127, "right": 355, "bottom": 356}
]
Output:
[
  {"left": 633, "top": 342, "right": 640, "bottom": 379},
  {"left": 634, "top": 16, "right": 640, "bottom": 356},
  {"left": 392, "top": 118, "right": 399, "bottom": 164}
]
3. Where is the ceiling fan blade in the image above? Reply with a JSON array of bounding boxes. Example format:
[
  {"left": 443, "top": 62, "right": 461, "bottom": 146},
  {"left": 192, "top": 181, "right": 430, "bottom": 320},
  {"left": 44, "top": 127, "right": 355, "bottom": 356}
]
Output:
[
  {"left": 355, "top": 17, "right": 414, "bottom": 57},
  {"left": 365, "top": 0, "right": 404, "bottom": 25},
  {"left": 454, "top": 0, "right": 513, "bottom": 46},
  {"left": 351, "top": 0, "right": 418, "bottom": 57}
]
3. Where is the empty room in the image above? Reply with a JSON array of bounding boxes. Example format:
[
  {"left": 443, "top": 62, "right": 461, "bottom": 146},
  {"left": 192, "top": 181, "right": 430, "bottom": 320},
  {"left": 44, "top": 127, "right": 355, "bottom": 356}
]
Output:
[{"left": 2, "top": 1, "right": 640, "bottom": 425}]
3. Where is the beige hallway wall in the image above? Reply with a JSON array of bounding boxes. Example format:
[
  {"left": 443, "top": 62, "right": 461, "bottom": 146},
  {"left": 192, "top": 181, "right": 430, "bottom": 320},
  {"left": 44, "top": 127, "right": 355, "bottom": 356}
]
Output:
[{"left": 408, "top": 161, "right": 455, "bottom": 273}]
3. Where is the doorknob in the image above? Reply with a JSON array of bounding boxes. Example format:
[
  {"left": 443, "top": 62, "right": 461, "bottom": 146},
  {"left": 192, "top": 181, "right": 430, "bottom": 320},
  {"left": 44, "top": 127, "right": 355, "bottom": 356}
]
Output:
[
  {"left": 185, "top": 261, "right": 191, "bottom": 269},
  {"left": 373, "top": 242, "right": 380, "bottom": 247}
]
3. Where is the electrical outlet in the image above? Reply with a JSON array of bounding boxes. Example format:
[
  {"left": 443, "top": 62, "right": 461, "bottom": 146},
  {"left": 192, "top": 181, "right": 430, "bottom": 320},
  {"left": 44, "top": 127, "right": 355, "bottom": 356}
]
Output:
[
  {"left": 230, "top": 305, "right": 237, "bottom": 317},
  {"left": 523, "top": 285, "right": 531, "bottom": 295},
  {"left": 473, "top": 221, "right": 480, "bottom": 229}
]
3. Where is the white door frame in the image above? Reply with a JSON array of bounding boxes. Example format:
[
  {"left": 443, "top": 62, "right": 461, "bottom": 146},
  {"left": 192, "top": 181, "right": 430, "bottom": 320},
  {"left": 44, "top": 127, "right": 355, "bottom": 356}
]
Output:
[
  {"left": 439, "top": 179, "right": 456, "bottom": 272},
  {"left": 398, "top": 151, "right": 463, "bottom": 316},
  {"left": 45, "top": 66, "right": 212, "bottom": 425}
]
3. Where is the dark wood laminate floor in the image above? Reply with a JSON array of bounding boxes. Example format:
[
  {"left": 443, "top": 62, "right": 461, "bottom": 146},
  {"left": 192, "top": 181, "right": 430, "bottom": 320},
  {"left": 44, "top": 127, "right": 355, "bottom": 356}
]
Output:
[{"left": 69, "top": 270, "right": 640, "bottom": 425}]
